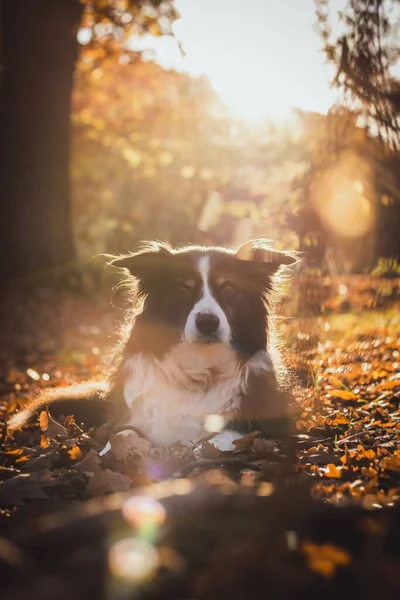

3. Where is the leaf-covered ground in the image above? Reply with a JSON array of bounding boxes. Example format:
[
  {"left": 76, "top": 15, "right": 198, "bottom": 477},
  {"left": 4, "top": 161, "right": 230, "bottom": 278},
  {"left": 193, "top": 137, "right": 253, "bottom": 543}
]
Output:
[
  {"left": 0, "top": 277, "right": 399, "bottom": 519},
  {"left": 293, "top": 308, "right": 400, "bottom": 507}
]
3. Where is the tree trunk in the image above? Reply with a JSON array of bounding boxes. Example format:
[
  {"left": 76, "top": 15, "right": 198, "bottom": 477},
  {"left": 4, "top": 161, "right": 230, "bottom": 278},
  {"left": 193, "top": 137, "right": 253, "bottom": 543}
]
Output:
[{"left": 0, "top": 0, "right": 83, "bottom": 284}]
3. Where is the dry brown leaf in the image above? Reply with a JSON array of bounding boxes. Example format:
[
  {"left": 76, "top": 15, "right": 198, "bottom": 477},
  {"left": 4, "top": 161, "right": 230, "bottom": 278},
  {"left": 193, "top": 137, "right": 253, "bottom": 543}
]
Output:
[
  {"left": 252, "top": 437, "right": 276, "bottom": 457},
  {"left": 201, "top": 441, "right": 224, "bottom": 458},
  {"left": 43, "top": 412, "right": 68, "bottom": 440},
  {"left": 232, "top": 431, "right": 261, "bottom": 450},
  {"left": 0, "top": 471, "right": 57, "bottom": 506},
  {"left": 87, "top": 468, "right": 132, "bottom": 496},
  {"left": 75, "top": 449, "right": 102, "bottom": 473},
  {"left": 109, "top": 431, "right": 151, "bottom": 464}
]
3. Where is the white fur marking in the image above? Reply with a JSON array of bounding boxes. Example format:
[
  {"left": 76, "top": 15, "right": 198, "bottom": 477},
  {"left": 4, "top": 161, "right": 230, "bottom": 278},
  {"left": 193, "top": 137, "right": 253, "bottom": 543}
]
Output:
[
  {"left": 184, "top": 255, "right": 230, "bottom": 344},
  {"left": 123, "top": 348, "right": 273, "bottom": 447}
]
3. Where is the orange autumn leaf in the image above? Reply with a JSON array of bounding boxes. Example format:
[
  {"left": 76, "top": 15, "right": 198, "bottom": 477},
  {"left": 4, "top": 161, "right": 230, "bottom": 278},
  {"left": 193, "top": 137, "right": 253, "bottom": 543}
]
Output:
[
  {"left": 15, "top": 456, "right": 30, "bottom": 464},
  {"left": 329, "top": 415, "right": 350, "bottom": 426},
  {"left": 381, "top": 455, "right": 400, "bottom": 472},
  {"left": 6, "top": 448, "right": 23, "bottom": 456},
  {"left": 68, "top": 445, "right": 82, "bottom": 461},
  {"left": 40, "top": 435, "right": 50, "bottom": 449},
  {"left": 324, "top": 464, "right": 342, "bottom": 478},
  {"left": 329, "top": 389, "right": 357, "bottom": 401},
  {"left": 39, "top": 410, "right": 49, "bottom": 432},
  {"left": 356, "top": 446, "right": 376, "bottom": 461},
  {"left": 302, "top": 541, "right": 352, "bottom": 578}
]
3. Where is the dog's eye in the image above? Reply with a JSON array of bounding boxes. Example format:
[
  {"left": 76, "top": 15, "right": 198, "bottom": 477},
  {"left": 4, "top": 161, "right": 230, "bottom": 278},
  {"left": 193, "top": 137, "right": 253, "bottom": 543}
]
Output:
[
  {"left": 177, "top": 285, "right": 191, "bottom": 300},
  {"left": 221, "top": 283, "right": 236, "bottom": 298}
]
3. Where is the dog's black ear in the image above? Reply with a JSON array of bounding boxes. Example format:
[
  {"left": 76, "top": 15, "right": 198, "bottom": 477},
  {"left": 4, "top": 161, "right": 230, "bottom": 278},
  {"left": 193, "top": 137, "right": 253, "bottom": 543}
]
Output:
[
  {"left": 236, "top": 240, "right": 297, "bottom": 275},
  {"left": 110, "top": 243, "right": 173, "bottom": 279}
]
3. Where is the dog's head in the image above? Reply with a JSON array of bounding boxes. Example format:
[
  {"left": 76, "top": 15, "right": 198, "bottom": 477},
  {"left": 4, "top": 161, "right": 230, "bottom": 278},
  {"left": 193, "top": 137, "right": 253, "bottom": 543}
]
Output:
[{"left": 112, "top": 240, "right": 296, "bottom": 360}]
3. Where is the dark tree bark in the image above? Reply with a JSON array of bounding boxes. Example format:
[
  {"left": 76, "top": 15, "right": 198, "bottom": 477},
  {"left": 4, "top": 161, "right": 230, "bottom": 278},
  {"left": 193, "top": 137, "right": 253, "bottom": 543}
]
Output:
[{"left": 0, "top": 0, "right": 83, "bottom": 284}]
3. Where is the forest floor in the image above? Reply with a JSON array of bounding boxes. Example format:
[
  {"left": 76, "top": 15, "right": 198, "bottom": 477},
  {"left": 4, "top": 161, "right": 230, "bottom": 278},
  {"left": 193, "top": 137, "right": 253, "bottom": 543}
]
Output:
[
  {"left": 0, "top": 276, "right": 400, "bottom": 598},
  {"left": 0, "top": 275, "right": 399, "bottom": 517}
]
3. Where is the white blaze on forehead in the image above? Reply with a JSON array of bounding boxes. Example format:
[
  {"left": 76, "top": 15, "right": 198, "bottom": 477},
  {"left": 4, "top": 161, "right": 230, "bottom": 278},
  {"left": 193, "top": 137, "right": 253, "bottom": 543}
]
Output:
[
  {"left": 183, "top": 255, "right": 231, "bottom": 343},
  {"left": 198, "top": 255, "right": 212, "bottom": 298}
]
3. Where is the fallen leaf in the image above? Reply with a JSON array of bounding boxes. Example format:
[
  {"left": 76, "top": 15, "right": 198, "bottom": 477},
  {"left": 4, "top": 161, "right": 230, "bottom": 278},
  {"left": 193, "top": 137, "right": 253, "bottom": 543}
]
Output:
[
  {"left": 232, "top": 431, "right": 261, "bottom": 450},
  {"left": 0, "top": 471, "right": 56, "bottom": 506},
  {"left": 329, "top": 415, "right": 350, "bottom": 426},
  {"left": 252, "top": 437, "right": 276, "bottom": 457},
  {"left": 87, "top": 468, "right": 132, "bottom": 496},
  {"left": 109, "top": 431, "right": 151, "bottom": 464},
  {"left": 39, "top": 411, "right": 48, "bottom": 432},
  {"left": 302, "top": 541, "right": 352, "bottom": 578},
  {"left": 22, "top": 452, "right": 59, "bottom": 472},
  {"left": 200, "top": 441, "right": 224, "bottom": 458},
  {"left": 381, "top": 455, "right": 400, "bottom": 472},
  {"left": 40, "top": 435, "right": 50, "bottom": 449},
  {"left": 324, "top": 464, "right": 342, "bottom": 479},
  {"left": 329, "top": 389, "right": 357, "bottom": 401},
  {"left": 68, "top": 444, "right": 82, "bottom": 461},
  {"left": 75, "top": 449, "right": 101, "bottom": 473},
  {"left": 42, "top": 412, "right": 68, "bottom": 440}
]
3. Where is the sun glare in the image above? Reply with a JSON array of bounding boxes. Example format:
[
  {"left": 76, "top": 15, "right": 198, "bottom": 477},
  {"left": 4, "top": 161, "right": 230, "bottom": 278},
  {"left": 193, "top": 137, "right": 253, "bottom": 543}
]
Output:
[
  {"left": 171, "top": 0, "right": 338, "bottom": 119},
  {"left": 207, "top": 73, "right": 294, "bottom": 119},
  {"left": 126, "top": 0, "right": 339, "bottom": 119}
]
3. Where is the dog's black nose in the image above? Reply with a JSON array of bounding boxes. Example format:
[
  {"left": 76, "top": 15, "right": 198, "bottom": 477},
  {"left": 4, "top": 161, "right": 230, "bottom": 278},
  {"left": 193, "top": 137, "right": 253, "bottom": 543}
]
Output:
[{"left": 196, "top": 313, "right": 220, "bottom": 336}]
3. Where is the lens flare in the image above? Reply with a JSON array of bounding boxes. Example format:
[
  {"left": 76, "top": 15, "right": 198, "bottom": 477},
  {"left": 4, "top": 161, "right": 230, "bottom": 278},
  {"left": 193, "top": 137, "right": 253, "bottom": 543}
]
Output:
[
  {"left": 108, "top": 538, "right": 159, "bottom": 583},
  {"left": 151, "top": 478, "right": 194, "bottom": 499},
  {"left": 323, "top": 189, "right": 373, "bottom": 238},
  {"left": 77, "top": 27, "right": 92, "bottom": 46},
  {"left": 169, "top": 478, "right": 194, "bottom": 496},
  {"left": 257, "top": 482, "right": 275, "bottom": 496},
  {"left": 204, "top": 414, "right": 225, "bottom": 433},
  {"left": 311, "top": 154, "right": 374, "bottom": 240},
  {"left": 353, "top": 180, "right": 364, "bottom": 194},
  {"left": 122, "top": 496, "right": 166, "bottom": 536}
]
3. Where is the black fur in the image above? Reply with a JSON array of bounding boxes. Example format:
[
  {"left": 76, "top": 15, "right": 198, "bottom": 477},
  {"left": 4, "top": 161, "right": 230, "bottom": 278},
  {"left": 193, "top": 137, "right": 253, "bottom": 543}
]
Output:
[{"left": 114, "top": 242, "right": 292, "bottom": 361}]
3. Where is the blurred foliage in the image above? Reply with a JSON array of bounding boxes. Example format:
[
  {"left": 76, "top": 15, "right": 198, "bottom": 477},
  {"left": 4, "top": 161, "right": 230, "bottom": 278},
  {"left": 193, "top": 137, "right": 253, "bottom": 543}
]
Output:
[
  {"left": 372, "top": 257, "right": 400, "bottom": 277},
  {"left": 78, "top": 0, "right": 178, "bottom": 50},
  {"left": 70, "top": 0, "right": 400, "bottom": 272},
  {"left": 315, "top": 0, "right": 400, "bottom": 147},
  {"left": 71, "top": 54, "right": 400, "bottom": 272},
  {"left": 72, "top": 58, "right": 234, "bottom": 256}
]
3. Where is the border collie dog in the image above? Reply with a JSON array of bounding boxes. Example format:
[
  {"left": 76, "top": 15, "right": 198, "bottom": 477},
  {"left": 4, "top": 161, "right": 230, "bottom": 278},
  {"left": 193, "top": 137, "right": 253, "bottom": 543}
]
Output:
[{"left": 8, "top": 240, "right": 296, "bottom": 450}]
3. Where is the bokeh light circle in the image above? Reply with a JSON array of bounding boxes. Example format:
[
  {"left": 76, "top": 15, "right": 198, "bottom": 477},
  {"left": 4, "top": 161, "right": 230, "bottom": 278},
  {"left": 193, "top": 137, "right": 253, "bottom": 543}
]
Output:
[{"left": 109, "top": 538, "right": 159, "bottom": 583}]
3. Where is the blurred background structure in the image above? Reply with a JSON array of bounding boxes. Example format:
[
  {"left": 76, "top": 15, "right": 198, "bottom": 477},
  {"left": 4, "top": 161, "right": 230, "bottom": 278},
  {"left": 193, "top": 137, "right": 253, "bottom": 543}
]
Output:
[{"left": 1, "top": 0, "right": 400, "bottom": 284}]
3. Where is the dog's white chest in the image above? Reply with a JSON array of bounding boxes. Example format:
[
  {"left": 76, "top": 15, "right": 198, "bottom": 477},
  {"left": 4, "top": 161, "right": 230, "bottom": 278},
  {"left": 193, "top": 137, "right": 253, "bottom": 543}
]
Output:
[{"left": 122, "top": 344, "right": 245, "bottom": 446}]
